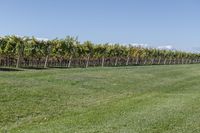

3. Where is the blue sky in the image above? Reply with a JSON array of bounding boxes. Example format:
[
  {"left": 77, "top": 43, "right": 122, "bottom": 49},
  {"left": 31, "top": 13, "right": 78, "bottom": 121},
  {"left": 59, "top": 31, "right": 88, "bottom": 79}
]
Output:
[{"left": 0, "top": 0, "right": 200, "bottom": 51}]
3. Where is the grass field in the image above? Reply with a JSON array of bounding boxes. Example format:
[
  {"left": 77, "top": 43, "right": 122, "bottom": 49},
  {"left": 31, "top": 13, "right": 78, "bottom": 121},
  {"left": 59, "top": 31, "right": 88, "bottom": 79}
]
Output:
[{"left": 1, "top": 65, "right": 200, "bottom": 133}]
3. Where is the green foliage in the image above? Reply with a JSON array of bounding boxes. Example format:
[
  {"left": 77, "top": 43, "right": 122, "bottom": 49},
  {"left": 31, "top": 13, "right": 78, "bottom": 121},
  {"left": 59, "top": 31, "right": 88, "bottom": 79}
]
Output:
[{"left": 0, "top": 35, "right": 200, "bottom": 67}]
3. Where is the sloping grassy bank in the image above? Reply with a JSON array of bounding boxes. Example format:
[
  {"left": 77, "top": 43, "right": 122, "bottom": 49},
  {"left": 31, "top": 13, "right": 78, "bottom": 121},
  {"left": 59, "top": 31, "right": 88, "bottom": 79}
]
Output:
[{"left": 1, "top": 64, "right": 200, "bottom": 133}]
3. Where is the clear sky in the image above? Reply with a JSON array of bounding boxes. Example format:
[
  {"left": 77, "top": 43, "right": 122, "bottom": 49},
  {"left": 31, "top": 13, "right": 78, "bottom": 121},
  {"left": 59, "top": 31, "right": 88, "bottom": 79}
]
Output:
[{"left": 0, "top": 0, "right": 200, "bottom": 51}]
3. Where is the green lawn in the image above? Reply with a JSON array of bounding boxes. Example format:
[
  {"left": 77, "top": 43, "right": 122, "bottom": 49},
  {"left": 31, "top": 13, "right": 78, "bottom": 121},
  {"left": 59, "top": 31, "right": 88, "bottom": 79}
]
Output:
[{"left": 1, "top": 65, "right": 200, "bottom": 133}]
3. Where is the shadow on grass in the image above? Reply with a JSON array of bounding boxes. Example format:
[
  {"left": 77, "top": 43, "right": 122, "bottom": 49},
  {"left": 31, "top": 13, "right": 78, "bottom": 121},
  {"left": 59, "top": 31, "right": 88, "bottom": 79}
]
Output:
[
  {"left": 0, "top": 67, "right": 23, "bottom": 71},
  {"left": 21, "top": 67, "right": 48, "bottom": 70},
  {"left": 48, "top": 66, "right": 69, "bottom": 69}
]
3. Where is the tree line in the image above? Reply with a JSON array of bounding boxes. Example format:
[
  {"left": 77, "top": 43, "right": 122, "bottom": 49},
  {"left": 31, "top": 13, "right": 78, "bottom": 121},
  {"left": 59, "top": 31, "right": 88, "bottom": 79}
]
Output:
[{"left": 0, "top": 35, "right": 200, "bottom": 68}]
